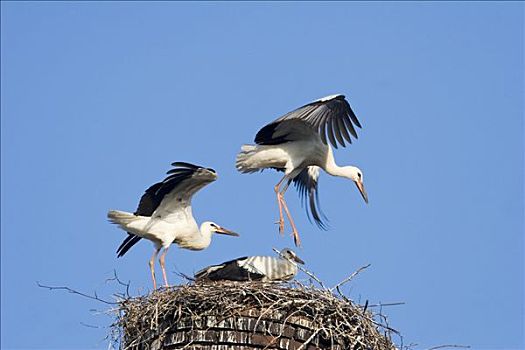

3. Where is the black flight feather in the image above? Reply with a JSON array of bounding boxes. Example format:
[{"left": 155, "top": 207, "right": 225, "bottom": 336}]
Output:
[
  {"left": 292, "top": 167, "right": 328, "bottom": 230},
  {"left": 255, "top": 94, "right": 362, "bottom": 149}
]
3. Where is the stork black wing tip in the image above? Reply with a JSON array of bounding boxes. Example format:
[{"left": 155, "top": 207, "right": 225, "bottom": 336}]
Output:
[{"left": 171, "top": 161, "right": 201, "bottom": 169}]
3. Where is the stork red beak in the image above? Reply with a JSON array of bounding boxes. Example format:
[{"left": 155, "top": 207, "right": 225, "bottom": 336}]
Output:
[
  {"left": 355, "top": 181, "right": 368, "bottom": 204},
  {"left": 215, "top": 226, "right": 240, "bottom": 237}
]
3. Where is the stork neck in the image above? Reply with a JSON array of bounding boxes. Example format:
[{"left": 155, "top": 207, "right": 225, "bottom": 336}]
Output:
[
  {"left": 324, "top": 146, "right": 346, "bottom": 177},
  {"left": 199, "top": 226, "right": 213, "bottom": 244},
  {"left": 185, "top": 224, "right": 212, "bottom": 250}
]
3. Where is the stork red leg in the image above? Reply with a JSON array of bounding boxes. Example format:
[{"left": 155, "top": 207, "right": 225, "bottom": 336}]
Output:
[
  {"left": 159, "top": 247, "right": 170, "bottom": 288},
  {"left": 274, "top": 176, "right": 288, "bottom": 234},
  {"left": 274, "top": 185, "right": 285, "bottom": 234},
  {"left": 279, "top": 195, "right": 302, "bottom": 247},
  {"left": 276, "top": 180, "right": 301, "bottom": 246},
  {"left": 149, "top": 247, "right": 161, "bottom": 290}
]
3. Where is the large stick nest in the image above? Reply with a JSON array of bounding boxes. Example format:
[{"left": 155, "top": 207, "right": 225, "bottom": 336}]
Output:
[{"left": 114, "top": 280, "right": 398, "bottom": 350}]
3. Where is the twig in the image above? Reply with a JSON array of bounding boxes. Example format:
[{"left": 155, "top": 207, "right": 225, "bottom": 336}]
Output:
[
  {"left": 297, "top": 264, "right": 328, "bottom": 290},
  {"left": 37, "top": 282, "right": 116, "bottom": 305},
  {"left": 330, "top": 263, "right": 371, "bottom": 292},
  {"left": 80, "top": 322, "right": 100, "bottom": 329},
  {"left": 176, "top": 271, "right": 195, "bottom": 282},
  {"left": 105, "top": 270, "right": 131, "bottom": 298},
  {"left": 297, "top": 327, "right": 322, "bottom": 350},
  {"left": 426, "top": 345, "right": 471, "bottom": 350},
  {"left": 365, "top": 302, "right": 405, "bottom": 308}
]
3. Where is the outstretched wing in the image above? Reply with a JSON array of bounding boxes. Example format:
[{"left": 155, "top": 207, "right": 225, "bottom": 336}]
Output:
[
  {"left": 255, "top": 119, "right": 320, "bottom": 146},
  {"left": 116, "top": 162, "right": 217, "bottom": 257},
  {"left": 255, "top": 94, "right": 361, "bottom": 149},
  {"left": 292, "top": 166, "right": 328, "bottom": 230},
  {"left": 151, "top": 162, "right": 217, "bottom": 220}
]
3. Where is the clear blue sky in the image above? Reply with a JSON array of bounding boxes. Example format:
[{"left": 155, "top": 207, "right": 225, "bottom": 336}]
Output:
[{"left": 1, "top": 2, "right": 523, "bottom": 349}]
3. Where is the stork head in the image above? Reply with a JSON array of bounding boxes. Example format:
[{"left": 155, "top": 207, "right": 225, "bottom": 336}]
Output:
[
  {"left": 341, "top": 166, "right": 368, "bottom": 204},
  {"left": 201, "top": 221, "right": 240, "bottom": 237},
  {"left": 279, "top": 248, "right": 305, "bottom": 265}
]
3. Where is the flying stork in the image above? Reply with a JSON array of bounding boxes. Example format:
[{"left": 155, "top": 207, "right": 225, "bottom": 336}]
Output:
[
  {"left": 108, "top": 162, "right": 239, "bottom": 289},
  {"left": 194, "top": 248, "right": 304, "bottom": 282},
  {"left": 236, "top": 94, "right": 368, "bottom": 246}
]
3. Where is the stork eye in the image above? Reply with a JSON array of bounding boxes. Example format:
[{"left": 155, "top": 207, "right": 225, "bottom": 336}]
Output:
[{"left": 358, "top": 173, "right": 362, "bottom": 179}]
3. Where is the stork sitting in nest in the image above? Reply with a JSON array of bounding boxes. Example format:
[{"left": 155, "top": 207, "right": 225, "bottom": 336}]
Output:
[{"left": 194, "top": 248, "right": 304, "bottom": 282}]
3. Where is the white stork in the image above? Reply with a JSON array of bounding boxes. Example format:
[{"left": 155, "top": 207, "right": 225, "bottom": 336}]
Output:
[
  {"left": 236, "top": 94, "right": 368, "bottom": 246},
  {"left": 194, "top": 248, "right": 304, "bottom": 282},
  {"left": 108, "top": 162, "right": 239, "bottom": 289}
]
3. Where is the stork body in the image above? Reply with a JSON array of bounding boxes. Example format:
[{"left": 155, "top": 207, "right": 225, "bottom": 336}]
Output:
[
  {"left": 108, "top": 162, "right": 239, "bottom": 289},
  {"left": 236, "top": 94, "right": 368, "bottom": 246},
  {"left": 195, "top": 248, "right": 304, "bottom": 282}
]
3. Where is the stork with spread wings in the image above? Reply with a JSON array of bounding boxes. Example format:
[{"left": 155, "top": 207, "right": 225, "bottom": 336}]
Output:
[
  {"left": 236, "top": 94, "right": 368, "bottom": 246},
  {"left": 108, "top": 162, "right": 239, "bottom": 289}
]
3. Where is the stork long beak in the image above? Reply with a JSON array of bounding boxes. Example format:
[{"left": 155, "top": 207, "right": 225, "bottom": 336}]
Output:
[
  {"left": 355, "top": 181, "right": 369, "bottom": 204},
  {"left": 214, "top": 226, "right": 240, "bottom": 237},
  {"left": 292, "top": 255, "right": 305, "bottom": 265}
]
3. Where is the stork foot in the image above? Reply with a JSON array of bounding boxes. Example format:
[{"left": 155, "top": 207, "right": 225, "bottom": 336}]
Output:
[
  {"left": 291, "top": 229, "right": 302, "bottom": 247},
  {"left": 274, "top": 219, "right": 285, "bottom": 235}
]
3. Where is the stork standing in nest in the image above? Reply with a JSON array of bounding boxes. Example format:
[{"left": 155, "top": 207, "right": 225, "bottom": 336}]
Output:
[
  {"left": 194, "top": 248, "right": 304, "bottom": 282},
  {"left": 108, "top": 162, "right": 239, "bottom": 289},
  {"left": 236, "top": 94, "right": 368, "bottom": 246}
]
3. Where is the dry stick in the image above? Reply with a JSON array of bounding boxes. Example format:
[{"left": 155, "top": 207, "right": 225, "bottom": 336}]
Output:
[
  {"left": 426, "top": 345, "right": 471, "bottom": 350},
  {"left": 37, "top": 282, "right": 116, "bottom": 305},
  {"left": 105, "top": 270, "right": 131, "bottom": 299},
  {"left": 80, "top": 322, "right": 100, "bottom": 329},
  {"left": 330, "top": 263, "right": 371, "bottom": 292},
  {"left": 300, "top": 265, "right": 328, "bottom": 290},
  {"left": 297, "top": 327, "right": 322, "bottom": 350},
  {"left": 366, "top": 302, "right": 405, "bottom": 308}
]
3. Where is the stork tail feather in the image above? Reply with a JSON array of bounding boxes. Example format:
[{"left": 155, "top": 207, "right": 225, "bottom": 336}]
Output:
[
  {"left": 107, "top": 210, "right": 140, "bottom": 226},
  {"left": 235, "top": 145, "right": 261, "bottom": 173}
]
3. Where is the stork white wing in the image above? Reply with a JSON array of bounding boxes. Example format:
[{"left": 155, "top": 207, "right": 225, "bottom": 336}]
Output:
[{"left": 151, "top": 162, "right": 217, "bottom": 222}]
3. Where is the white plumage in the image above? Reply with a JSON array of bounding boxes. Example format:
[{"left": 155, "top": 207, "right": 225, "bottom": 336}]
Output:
[
  {"left": 108, "top": 162, "right": 239, "bottom": 289},
  {"left": 194, "top": 248, "right": 304, "bottom": 282},
  {"left": 236, "top": 94, "right": 368, "bottom": 246}
]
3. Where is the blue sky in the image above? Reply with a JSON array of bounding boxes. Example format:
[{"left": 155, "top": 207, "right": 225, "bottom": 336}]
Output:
[{"left": 1, "top": 2, "right": 523, "bottom": 349}]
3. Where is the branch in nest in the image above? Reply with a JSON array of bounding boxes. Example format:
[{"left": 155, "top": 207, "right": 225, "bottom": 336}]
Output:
[
  {"left": 365, "top": 302, "right": 406, "bottom": 308},
  {"left": 331, "top": 263, "right": 371, "bottom": 293},
  {"left": 105, "top": 270, "right": 131, "bottom": 299}
]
